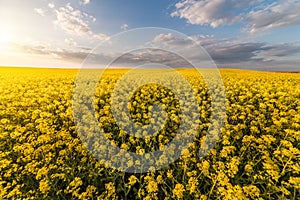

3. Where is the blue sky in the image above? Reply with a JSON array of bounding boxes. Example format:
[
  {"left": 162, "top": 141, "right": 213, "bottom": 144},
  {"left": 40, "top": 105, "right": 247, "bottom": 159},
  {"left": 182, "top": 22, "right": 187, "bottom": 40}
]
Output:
[{"left": 0, "top": 0, "right": 300, "bottom": 71}]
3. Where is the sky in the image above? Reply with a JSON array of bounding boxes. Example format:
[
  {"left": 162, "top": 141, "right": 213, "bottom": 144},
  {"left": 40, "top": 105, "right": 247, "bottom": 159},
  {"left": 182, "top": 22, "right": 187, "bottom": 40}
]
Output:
[{"left": 0, "top": 0, "right": 300, "bottom": 71}]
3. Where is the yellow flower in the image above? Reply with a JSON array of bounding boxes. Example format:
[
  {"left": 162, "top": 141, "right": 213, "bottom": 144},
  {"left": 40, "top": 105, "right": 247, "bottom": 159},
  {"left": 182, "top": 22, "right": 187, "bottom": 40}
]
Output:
[
  {"left": 39, "top": 179, "right": 51, "bottom": 194},
  {"left": 36, "top": 167, "right": 49, "bottom": 180},
  {"left": 146, "top": 180, "right": 158, "bottom": 193},
  {"left": 1, "top": 68, "right": 300, "bottom": 199},
  {"left": 128, "top": 175, "right": 138, "bottom": 185},
  {"left": 289, "top": 177, "right": 300, "bottom": 189},
  {"left": 167, "top": 169, "right": 173, "bottom": 178},
  {"left": 244, "top": 163, "right": 254, "bottom": 174},
  {"left": 198, "top": 160, "right": 210, "bottom": 176},
  {"left": 242, "top": 185, "right": 260, "bottom": 199},
  {"left": 69, "top": 177, "right": 83, "bottom": 188},
  {"left": 173, "top": 184, "right": 185, "bottom": 199},
  {"left": 121, "top": 143, "right": 130, "bottom": 150},
  {"left": 187, "top": 177, "right": 198, "bottom": 194},
  {"left": 105, "top": 182, "right": 116, "bottom": 195},
  {"left": 156, "top": 175, "right": 164, "bottom": 184}
]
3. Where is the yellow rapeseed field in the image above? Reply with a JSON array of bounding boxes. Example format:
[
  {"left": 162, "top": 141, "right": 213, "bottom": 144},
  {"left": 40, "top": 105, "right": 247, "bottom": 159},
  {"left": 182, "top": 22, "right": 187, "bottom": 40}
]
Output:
[{"left": 0, "top": 67, "right": 299, "bottom": 199}]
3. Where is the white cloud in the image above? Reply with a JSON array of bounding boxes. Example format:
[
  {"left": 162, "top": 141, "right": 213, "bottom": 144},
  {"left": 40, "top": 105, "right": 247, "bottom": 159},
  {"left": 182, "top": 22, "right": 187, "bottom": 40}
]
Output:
[
  {"left": 53, "top": 3, "right": 108, "bottom": 40},
  {"left": 120, "top": 24, "right": 129, "bottom": 30},
  {"left": 48, "top": 3, "right": 55, "bottom": 9},
  {"left": 171, "top": 0, "right": 300, "bottom": 33},
  {"left": 34, "top": 8, "right": 46, "bottom": 17},
  {"left": 54, "top": 8, "right": 90, "bottom": 36},
  {"left": 153, "top": 33, "right": 194, "bottom": 47},
  {"left": 246, "top": 1, "right": 300, "bottom": 33},
  {"left": 93, "top": 33, "right": 109, "bottom": 41},
  {"left": 171, "top": 0, "right": 255, "bottom": 28},
  {"left": 64, "top": 38, "right": 77, "bottom": 46},
  {"left": 80, "top": 0, "right": 90, "bottom": 5}
]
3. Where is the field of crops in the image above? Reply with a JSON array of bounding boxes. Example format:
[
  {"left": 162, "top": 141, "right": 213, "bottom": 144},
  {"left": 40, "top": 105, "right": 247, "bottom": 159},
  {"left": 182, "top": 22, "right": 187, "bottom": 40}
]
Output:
[{"left": 0, "top": 67, "right": 299, "bottom": 199}]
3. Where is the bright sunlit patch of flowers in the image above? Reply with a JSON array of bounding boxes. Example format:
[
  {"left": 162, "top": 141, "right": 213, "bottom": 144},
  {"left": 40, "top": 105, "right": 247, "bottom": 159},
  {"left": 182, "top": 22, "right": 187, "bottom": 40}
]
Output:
[{"left": 0, "top": 67, "right": 299, "bottom": 199}]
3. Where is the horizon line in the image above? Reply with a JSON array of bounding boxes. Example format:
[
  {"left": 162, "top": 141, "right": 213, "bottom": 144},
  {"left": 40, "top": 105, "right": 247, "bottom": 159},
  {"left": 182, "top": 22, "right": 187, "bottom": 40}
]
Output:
[{"left": 0, "top": 65, "right": 299, "bottom": 73}]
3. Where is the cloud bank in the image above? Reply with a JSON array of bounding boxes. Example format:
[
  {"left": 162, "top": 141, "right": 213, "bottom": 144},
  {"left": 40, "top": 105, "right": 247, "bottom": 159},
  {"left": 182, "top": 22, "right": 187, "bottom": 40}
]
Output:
[
  {"left": 171, "top": 0, "right": 300, "bottom": 33},
  {"left": 17, "top": 33, "right": 300, "bottom": 71}
]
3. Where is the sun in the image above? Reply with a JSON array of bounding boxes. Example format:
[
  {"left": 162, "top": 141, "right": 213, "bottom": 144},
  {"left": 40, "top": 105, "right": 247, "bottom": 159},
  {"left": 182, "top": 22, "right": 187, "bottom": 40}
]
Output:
[{"left": 0, "top": 32, "right": 12, "bottom": 43}]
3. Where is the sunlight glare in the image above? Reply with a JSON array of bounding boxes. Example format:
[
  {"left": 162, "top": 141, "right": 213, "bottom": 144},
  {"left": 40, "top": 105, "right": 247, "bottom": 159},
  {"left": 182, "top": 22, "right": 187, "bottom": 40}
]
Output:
[{"left": 0, "top": 32, "right": 12, "bottom": 43}]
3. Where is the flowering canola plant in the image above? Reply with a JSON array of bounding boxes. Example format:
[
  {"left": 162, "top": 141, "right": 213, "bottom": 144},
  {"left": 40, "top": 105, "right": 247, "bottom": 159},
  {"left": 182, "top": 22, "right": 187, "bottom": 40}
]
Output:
[{"left": 0, "top": 67, "right": 299, "bottom": 199}]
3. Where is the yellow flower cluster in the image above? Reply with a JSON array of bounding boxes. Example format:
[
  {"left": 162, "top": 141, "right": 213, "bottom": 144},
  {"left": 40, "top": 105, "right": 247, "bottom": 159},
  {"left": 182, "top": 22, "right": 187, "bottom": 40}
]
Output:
[{"left": 0, "top": 67, "right": 299, "bottom": 199}]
